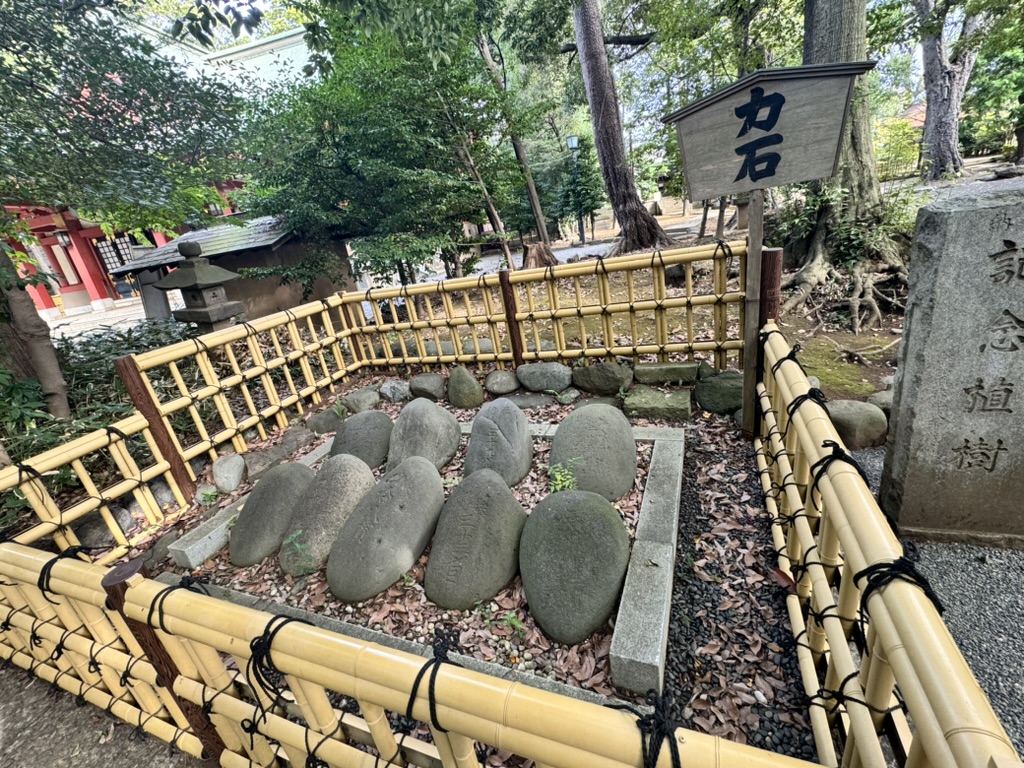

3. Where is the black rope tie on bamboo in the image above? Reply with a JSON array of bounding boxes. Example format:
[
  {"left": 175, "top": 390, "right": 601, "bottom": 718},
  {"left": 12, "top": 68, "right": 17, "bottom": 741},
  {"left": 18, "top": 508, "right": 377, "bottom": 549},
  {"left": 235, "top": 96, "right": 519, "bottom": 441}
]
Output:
[
  {"left": 714, "top": 238, "right": 735, "bottom": 271},
  {"left": 405, "top": 625, "right": 462, "bottom": 733},
  {"left": 771, "top": 342, "right": 807, "bottom": 376},
  {"left": 303, "top": 719, "right": 346, "bottom": 768},
  {"left": 105, "top": 425, "right": 130, "bottom": 444},
  {"left": 808, "top": 671, "right": 902, "bottom": 716},
  {"left": 120, "top": 655, "right": 144, "bottom": 687},
  {"left": 759, "top": 329, "right": 784, "bottom": 348},
  {"left": 244, "top": 615, "right": 312, "bottom": 739},
  {"left": 87, "top": 638, "right": 118, "bottom": 675},
  {"left": 147, "top": 575, "right": 210, "bottom": 633},
  {"left": 786, "top": 388, "right": 829, "bottom": 424},
  {"left": 607, "top": 689, "right": 682, "bottom": 768},
  {"left": 809, "top": 440, "right": 898, "bottom": 534},
  {"left": 855, "top": 557, "right": 944, "bottom": 617},
  {"left": 38, "top": 546, "right": 97, "bottom": 604},
  {"left": 29, "top": 618, "right": 45, "bottom": 649},
  {"left": 50, "top": 625, "right": 83, "bottom": 661},
  {"left": 0, "top": 606, "right": 26, "bottom": 633}
]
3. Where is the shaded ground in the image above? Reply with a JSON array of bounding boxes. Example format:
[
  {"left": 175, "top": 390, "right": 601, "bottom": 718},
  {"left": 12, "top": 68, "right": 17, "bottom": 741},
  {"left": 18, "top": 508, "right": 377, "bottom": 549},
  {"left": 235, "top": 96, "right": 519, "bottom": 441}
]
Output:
[{"left": 0, "top": 664, "right": 196, "bottom": 768}]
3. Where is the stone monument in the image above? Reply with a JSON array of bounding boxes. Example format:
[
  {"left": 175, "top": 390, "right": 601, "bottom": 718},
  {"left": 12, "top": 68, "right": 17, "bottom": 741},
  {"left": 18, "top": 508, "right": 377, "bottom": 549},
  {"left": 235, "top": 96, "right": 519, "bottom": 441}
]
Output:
[
  {"left": 155, "top": 241, "right": 245, "bottom": 333},
  {"left": 881, "top": 185, "right": 1024, "bottom": 542}
]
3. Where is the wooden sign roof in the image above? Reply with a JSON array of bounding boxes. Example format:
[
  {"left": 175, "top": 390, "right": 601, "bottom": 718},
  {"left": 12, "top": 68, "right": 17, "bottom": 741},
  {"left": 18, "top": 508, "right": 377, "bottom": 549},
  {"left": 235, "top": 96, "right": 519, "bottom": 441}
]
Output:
[{"left": 662, "top": 62, "right": 875, "bottom": 201}]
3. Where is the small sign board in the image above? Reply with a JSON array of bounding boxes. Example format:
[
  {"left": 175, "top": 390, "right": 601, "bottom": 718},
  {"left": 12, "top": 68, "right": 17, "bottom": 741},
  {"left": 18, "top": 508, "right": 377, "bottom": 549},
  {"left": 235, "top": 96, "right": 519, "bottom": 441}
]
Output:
[{"left": 661, "top": 62, "right": 875, "bottom": 201}]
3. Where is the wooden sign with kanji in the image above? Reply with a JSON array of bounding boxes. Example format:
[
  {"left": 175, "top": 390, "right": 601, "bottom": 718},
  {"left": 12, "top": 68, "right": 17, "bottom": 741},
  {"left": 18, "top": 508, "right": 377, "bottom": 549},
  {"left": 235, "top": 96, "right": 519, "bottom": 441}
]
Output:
[{"left": 662, "top": 62, "right": 875, "bottom": 201}]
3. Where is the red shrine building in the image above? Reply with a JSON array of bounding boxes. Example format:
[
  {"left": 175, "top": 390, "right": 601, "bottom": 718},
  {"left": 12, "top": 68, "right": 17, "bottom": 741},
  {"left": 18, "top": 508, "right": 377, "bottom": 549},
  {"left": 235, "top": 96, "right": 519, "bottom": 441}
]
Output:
[{"left": 6, "top": 25, "right": 306, "bottom": 321}]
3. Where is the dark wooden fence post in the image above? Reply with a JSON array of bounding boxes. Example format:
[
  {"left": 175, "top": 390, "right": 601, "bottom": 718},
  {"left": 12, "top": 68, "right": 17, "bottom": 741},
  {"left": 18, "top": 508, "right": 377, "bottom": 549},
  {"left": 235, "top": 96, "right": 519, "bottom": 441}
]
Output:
[
  {"left": 114, "top": 355, "right": 196, "bottom": 502},
  {"left": 102, "top": 559, "right": 225, "bottom": 763},
  {"left": 759, "top": 247, "right": 784, "bottom": 327},
  {"left": 741, "top": 189, "right": 765, "bottom": 439},
  {"left": 498, "top": 270, "right": 525, "bottom": 368}
]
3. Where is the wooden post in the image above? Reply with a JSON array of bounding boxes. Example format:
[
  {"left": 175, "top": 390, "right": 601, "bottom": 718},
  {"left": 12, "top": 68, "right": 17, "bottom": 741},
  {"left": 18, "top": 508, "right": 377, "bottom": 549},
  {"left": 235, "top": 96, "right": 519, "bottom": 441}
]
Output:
[
  {"left": 759, "top": 247, "right": 784, "bottom": 326},
  {"left": 498, "top": 270, "right": 525, "bottom": 368},
  {"left": 741, "top": 189, "right": 765, "bottom": 439},
  {"left": 102, "top": 559, "right": 225, "bottom": 763},
  {"left": 114, "top": 355, "right": 196, "bottom": 501}
]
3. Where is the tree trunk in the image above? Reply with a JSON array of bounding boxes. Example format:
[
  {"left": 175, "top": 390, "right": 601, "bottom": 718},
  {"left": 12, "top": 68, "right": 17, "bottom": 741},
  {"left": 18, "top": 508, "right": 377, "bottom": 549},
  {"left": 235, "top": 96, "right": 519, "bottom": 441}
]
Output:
[
  {"left": 699, "top": 200, "right": 710, "bottom": 238},
  {"left": 522, "top": 243, "right": 559, "bottom": 270},
  {"left": 805, "top": 0, "right": 880, "bottom": 219},
  {"left": 0, "top": 255, "right": 69, "bottom": 419},
  {"left": 715, "top": 196, "right": 727, "bottom": 239},
  {"left": 455, "top": 141, "right": 515, "bottom": 268},
  {"left": 477, "top": 33, "right": 554, "bottom": 254},
  {"left": 571, "top": 0, "right": 671, "bottom": 255},
  {"left": 915, "top": 1, "right": 986, "bottom": 180}
]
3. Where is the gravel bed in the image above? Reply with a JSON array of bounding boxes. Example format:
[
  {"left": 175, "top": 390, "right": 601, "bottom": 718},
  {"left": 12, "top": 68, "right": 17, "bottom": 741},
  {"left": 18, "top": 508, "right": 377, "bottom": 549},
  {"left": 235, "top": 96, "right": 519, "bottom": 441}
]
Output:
[{"left": 666, "top": 416, "right": 816, "bottom": 759}]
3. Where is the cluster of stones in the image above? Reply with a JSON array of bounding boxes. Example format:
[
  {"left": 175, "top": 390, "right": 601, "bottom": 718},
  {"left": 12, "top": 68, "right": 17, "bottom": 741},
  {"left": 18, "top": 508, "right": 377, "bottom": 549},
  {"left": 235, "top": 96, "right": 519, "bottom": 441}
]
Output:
[{"left": 227, "top": 384, "right": 641, "bottom": 645}]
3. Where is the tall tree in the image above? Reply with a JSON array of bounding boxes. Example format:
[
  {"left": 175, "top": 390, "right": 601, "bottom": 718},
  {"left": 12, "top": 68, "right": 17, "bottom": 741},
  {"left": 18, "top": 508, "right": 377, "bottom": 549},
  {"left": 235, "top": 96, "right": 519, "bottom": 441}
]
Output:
[
  {"left": 571, "top": 0, "right": 671, "bottom": 255},
  {"left": 782, "top": 0, "right": 901, "bottom": 331},
  {"left": 238, "top": 20, "right": 510, "bottom": 284},
  {"left": 913, "top": 1, "right": 989, "bottom": 179},
  {"left": 0, "top": 1, "right": 242, "bottom": 417}
]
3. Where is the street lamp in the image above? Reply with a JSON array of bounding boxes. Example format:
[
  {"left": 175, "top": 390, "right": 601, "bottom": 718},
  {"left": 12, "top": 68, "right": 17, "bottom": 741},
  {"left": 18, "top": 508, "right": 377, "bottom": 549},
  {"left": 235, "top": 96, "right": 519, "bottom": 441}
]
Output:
[{"left": 566, "top": 135, "right": 585, "bottom": 245}]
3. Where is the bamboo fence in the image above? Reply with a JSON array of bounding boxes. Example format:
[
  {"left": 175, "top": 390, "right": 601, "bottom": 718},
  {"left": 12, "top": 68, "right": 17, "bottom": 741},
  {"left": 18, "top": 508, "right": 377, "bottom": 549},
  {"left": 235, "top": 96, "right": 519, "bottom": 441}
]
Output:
[
  {"left": 0, "top": 242, "right": 745, "bottom": 560},
  {"left": 0, "top": 283, "right": 1019, "bottom": 767},
  {"left": 755, "top": 320, "right": 1021, "bottom": 768},
  {"left": 0, "top": 541, "right": 820, "bottom": 768}
]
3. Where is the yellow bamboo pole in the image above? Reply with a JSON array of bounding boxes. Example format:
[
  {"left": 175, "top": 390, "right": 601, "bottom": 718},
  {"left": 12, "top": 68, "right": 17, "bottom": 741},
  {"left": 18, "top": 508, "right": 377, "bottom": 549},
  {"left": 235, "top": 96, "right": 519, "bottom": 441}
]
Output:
[
  {"left": 760, "top": 321, "right": 1019, "bottom": 767},
  {"left": 98, "top": 566, "right": 818, "bottom": 768}
]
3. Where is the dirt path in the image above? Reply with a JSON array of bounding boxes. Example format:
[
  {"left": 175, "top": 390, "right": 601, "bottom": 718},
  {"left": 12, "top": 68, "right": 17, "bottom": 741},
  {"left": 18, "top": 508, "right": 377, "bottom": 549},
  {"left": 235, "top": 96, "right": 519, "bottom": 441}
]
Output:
[{"left": 0, "top": 663, "right": 196, "bottom": 768}]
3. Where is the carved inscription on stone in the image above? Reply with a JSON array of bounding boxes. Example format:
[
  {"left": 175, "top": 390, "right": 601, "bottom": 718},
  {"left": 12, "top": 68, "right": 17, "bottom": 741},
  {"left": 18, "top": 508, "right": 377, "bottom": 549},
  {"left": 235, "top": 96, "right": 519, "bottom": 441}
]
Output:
[
  {"left": 953, "top": 437, "right": 1006, "bottom": 472},
  {"left": 964, "top": 377, "right": 1015, "bottom": 413}
]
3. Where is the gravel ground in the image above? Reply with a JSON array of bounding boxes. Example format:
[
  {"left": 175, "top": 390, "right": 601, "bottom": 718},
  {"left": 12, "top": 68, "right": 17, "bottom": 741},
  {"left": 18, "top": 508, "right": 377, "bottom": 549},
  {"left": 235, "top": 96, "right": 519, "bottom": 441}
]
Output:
[{"left": 854, "top": 446, "right": 1024, "bottom": 755}]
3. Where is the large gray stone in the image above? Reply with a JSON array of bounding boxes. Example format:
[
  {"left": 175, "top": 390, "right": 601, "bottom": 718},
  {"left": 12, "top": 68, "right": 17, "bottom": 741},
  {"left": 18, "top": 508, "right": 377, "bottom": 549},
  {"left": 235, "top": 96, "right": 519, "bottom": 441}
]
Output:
[
  {"left": 330, "top": 410, "right": 393, "bottom": 468},
  {"left": 464, "top": 399, "right": 533, "bottom": 486},
  {"left": 73, "top": 505, "right": 133, "bottom": 549},
  {"left": 881, "top": 188, "right": 1024, "bottom": 537},
  {"left": 500, "top": 393, "right": 555, "bottom": 410},
  {"left": 623, "top": 385, "right": 692, "bottom": 421},
  {"left": 280, "top": 455, "right": 375, "bottom": 577},
  {"left": 281, "top": 426, "right": 316, "bottom": 454},
  {"left": 340, "top": 385, "right": 380, "bottom": 414},
  {"left": 326, "top": 457, "right": 444, "bottom": 602},
  {"left": 307, "top": 409, "right": 346, "bottom": 436},
  {"left": 519, "top": 491, "right": 629, "bottom": 645},
  {"left": 409, "top": 373, "right": 447, "bottom": 401},
  {"left": 380, "top": 379, "right": 412, "bottom": 403},
  {"left": 516, "top": 362, "right": 572, "bottom": 393},
  {"left": 549, "top": 404, "right": 637, "bottom": 500},
  {"left": 212, "top": 454, "right": 246, "bottom": 493},
  {"left": 229, "top": 463, "right": 315, "bottom": 567},
  {"left": 694, "top": 370, "right": 744, "bottom": 414},
  {"left": 387, "top": 398, "right": 460, "bottom": 471},
  {"left": 424, "top": 470, "right": 527, "bottom": 610},
  {"left": 633, "top": 363, "right": 700, "bottom": 386},
  {"left": 867, "top": 389, "right": 894, "bottom": 418},
  {"left": 485, "top": 370, "right": 520, "bottom": 395},
  {"left": 447, "top": 366, "right": 485, "bottom": 409},
  {"left": 827, "top": 400, "right": 889, "bottom": 449},
  {"left": 572, "top": 363, "right": 634, "bottom": 395}
]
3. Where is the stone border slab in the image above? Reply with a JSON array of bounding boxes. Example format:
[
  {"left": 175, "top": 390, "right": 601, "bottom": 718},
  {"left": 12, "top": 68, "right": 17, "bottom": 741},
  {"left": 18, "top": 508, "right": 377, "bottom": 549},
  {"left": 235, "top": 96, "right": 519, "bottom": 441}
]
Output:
[
  {"left": 168, "top": 439, "right": 333, "bottom": 569},
  {"left": 633, "top": 439, "right": 685, "bottom": 551},
  {"left": 609, "top": 540, "right": 674, "bottom": 694}
]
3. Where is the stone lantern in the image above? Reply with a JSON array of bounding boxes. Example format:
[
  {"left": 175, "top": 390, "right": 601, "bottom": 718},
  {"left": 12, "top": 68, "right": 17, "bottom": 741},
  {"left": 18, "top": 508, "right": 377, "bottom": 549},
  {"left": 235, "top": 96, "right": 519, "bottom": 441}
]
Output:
[{"left": 154, "top": 241, "right": 246, "bottom": 333}]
